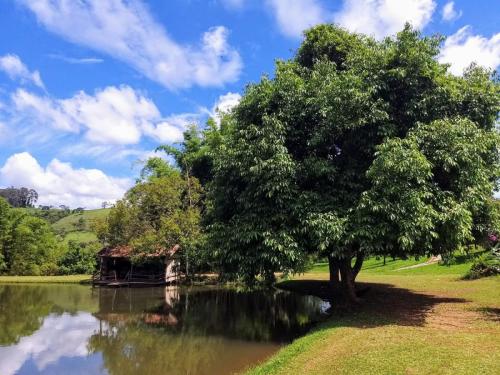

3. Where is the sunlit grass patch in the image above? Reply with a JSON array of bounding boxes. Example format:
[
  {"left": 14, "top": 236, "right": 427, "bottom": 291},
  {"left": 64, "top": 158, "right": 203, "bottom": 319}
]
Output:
[
  {"left": 0, "top": 275, "right": 91, "bottom": 283},
  {"left": 248, "top": 269, "right": 499, "bottom": 375}
]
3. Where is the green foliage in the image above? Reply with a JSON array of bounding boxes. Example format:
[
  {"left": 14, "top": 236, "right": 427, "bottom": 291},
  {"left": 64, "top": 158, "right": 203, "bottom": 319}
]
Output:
[
  {"left": 155, "top": 119, "right": 232, "bottom": 187},
  {"left": 0, "top": 200, "right": 63, "bottom": 276},
  {"left": 97, "top": 173, "right": 204, "bottom": 270},
  {"left": 0, "top": 197, "right": 106, "bottom": 276},
  {"left": 58, "top": 240, "right": 100, "bottom": 275},
  {"left": 25, "top": 206, "right": 72, "bottom": 224},
  {"left": 0, "top": 197, "right": 10, "bottom": 272},
  {"left": 138, "top": 156, "right": 179, "bottom": 182},
  {"left": 133, "top": 119, "right": 232, "bottom": 271},
  {"left": 464, "top": 247, "right": 500, "bottom": 279},
  {"left": 209, "top": 24, "right": 500, "bottom": 286},
  {"left": 0, "top": 186, "right": 38, "bottom": 207},
  {"left": 359, "top": 118, "right": 499, "bottom": 257},
  {"left": 8, "top": 215, "right": 63, "bottom": 275}
]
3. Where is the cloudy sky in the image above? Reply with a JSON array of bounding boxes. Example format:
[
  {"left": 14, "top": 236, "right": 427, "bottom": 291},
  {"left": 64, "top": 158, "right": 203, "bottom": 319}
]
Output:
[{"left": 0, "top": 0, "right": 498, "bottom": 208}]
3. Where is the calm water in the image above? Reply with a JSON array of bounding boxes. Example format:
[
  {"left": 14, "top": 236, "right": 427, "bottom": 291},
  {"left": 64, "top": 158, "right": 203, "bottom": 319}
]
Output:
[{"left": 0, "top": 284, "right": 329, "bottom": 375}]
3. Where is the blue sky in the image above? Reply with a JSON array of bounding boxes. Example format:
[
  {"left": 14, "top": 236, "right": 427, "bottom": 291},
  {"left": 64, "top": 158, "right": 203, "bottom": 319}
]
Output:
[{"left": 0, "top": 0, "right": 498, "bottom": 208}]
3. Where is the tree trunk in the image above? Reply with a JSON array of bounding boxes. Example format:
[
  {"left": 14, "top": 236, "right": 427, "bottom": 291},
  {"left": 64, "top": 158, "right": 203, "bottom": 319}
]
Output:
[
  {"left": 328, "top": 254, "right": 340, "bottom": 290},
  {"left": 339, "top": 258, "right": 360, "bottom": 304},
  {"left": 352, "top": 253, "right": 364, "bottom": 280}
]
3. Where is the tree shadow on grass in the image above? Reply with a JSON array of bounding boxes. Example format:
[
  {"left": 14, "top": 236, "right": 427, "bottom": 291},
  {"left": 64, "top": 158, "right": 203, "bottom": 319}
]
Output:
[
  {"left": 476, "top": 307, "right": 500, "bottom": 322},
  {"left": 278, "top": 279, "right": 469, "bottom": 328}
]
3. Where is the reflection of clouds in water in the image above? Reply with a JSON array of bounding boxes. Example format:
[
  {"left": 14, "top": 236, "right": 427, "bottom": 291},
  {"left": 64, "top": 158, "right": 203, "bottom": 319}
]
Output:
[{"left": 0, "top": 313, "right": 99, "bottom": 375}]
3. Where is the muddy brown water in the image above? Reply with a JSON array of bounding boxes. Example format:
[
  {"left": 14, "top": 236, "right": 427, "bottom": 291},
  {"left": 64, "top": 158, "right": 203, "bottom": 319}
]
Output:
[{"left": 0, "top": 284, "right": 329, "bottom": 375}]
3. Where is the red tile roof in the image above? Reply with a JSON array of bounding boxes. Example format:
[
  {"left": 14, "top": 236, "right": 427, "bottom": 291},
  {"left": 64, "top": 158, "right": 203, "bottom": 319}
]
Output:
[{"left": 98, "top": 244, "right": 180, "bottom": 258}]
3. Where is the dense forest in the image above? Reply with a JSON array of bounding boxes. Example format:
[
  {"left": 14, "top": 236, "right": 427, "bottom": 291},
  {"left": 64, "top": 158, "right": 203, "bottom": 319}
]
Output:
[{"left": 1, "top": 25, "right": 499, "bottom": 297}]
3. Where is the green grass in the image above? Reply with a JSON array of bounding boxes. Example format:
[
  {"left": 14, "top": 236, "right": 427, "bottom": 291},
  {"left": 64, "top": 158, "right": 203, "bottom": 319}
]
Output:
[
  {"left": 52, "top": 208, "right": 110, "bottom": 233},
  {"left": 309, "top": 257, "right": 474, "bottom": 276},
  {"left": 248, "top": 258, "right": 500, "bottom": 375},
  {"left": 51, "top": 208, "right": 109, "bottom": 244},
  {"left": 0, "top": 275, "right": 91, "bottom": 283},
  {"left": 62, "top": 230, "right": 98, "bottom": 244}
]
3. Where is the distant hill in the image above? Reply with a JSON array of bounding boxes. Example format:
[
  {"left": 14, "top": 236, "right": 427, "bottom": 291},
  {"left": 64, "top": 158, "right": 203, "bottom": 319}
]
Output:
[{"left": 51, "top": 208, "right": 110, "bottom": 244}]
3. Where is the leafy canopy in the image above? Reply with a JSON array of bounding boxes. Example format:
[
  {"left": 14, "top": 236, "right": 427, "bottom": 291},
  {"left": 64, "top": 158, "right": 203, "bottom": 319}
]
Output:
[
  {"left": 95, "top": 170, "right": 203, "bottom": 267},
  {"left": 208, "top": 24, "right": 500, "bottom": 284},
  {"left": 0, "top": 197, "right": 63, "bottom": 275}
]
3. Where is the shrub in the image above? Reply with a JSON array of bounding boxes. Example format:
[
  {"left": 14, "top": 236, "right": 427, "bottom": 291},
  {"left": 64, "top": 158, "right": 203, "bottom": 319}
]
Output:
[
  {"left": 464, "top": 247, "right": 500, "bottom": 279},
  {"left": 58, "top": 241, "right": 99, "bottom": 275}
]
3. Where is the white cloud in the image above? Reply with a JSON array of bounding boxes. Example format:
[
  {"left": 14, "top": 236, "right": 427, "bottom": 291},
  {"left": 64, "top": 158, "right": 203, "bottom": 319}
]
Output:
[
  {"left": 0, "top": 152, "right": 132, "bottom": 208},
  {"left": 62, "top": 86, "right": 158, "bottom": 144},
  {"left": 48, "top": 54, "right": 104, "bottom": 64},
  {"left": 0, "top": 313, "right": 99, "bottom": 375},
  {"left": 3, "top": 86, "right": 243, "bottom": 167},
  {"left": 334, "top": 0, "right": 436, "bottom": 39},
  {"left": 143, "top": 113, "right": 199, "bottom": 143},
  {"left": 266, "top": 0, "right": 436, "bottom": 40},
  {"left": 18, "top": 0, "right": 242, "bottom": 89},
  {"left": 211, "top": 92, "right": 241, "bottom": 124},
  {"left": 441, "top": 1, "right": 462, "bottom": 22},
  {"left": 266, "top": 0, "right": 326, "bottom": 38},
  {"left": 0, "top": 54, "right": 44, "bottom": 88},
  {"left": 12, "top": 89, "right": 77, "bottom": 132},
  {"left": 12, "top": 85, "right": 162, "bottom": 145},
  {"left": 439, "top": 26, "right": 500, "bottom": 75},
  {"left": 4, "top": 86, "right": 239, "bottom": 164}
]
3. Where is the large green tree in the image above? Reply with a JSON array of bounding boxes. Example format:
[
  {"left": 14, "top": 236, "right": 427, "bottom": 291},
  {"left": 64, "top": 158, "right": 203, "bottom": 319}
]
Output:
[{"left": 209, "top": 25, "right": 499, "bottom": 300}]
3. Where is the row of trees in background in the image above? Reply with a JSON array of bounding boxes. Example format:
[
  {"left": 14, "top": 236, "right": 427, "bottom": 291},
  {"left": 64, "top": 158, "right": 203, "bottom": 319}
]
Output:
[
  {"left": 0, "top": 187, "right": 38, "bottom": 208},
  {"left": 0, "top": 197, "right": 98, "bottom": 275}
]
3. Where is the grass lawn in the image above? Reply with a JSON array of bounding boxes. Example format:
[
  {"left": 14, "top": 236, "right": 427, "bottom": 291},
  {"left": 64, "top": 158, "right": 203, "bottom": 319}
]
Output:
[
  {"left": 248, "top": 259, "right": 500, "bottom": 375},
  {"left": 51, "top": 208, "right": 108, "bottom": 244},
  {"left": 52, "top": 208, "right": 109, "bottom": 233},
  {"left": 62, "top": 230, "right": 99, "bottom": 244},
  {"left": 0, "top": 275, "right": 91, "bottom": 283}
]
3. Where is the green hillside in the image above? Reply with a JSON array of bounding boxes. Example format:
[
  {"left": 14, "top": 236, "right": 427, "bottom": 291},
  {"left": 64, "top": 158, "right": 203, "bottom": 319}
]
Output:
[{"left": 52, "top": 208, "right": 110, "bottom": 243}]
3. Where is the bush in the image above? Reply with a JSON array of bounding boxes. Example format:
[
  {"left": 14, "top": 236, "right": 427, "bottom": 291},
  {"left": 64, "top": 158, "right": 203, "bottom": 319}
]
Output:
[
  {"left": 464, "top": 247, "right": 500, "bottom": 279},
  {"left": 58, "top": 241, "right": 100, "bottom": 275}
]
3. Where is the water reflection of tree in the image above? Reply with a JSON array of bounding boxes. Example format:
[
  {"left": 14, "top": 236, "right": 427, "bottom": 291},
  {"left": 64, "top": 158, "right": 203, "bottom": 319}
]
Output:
[
  {"left": 88, "top": 322, "right": 228, "bottom": 375},
  {"left": 0, "top": 284, "right": 99, "bottom": 345},
  {"left": 92, "top": 287, "right": 324, "bottom": 342},
  {"left": 88, "top": 287, "right": 325, "bottom": 375},
  {"left": 0, "top": 285, "right": 52, "bottom": 345},
  {"left": 166, "top": 288, "right": 324, "bottom": 342}
]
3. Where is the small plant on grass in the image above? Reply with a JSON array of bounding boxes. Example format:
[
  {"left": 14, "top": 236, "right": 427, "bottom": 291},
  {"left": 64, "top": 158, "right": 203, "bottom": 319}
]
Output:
[{"left": 464, "top": 247, "right": 500, "bottom": 279}]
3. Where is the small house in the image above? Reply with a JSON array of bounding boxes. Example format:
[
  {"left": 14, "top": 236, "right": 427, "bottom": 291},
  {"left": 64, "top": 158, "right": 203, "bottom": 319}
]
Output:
[{"left": 93, "top": 244, "right": 180, "bottom": 287}]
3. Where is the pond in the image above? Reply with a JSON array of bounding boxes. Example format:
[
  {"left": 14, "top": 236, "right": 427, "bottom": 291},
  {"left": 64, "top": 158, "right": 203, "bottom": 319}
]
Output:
[{"left": 0, "top": 284, "right": 329, "bottom": 375}]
